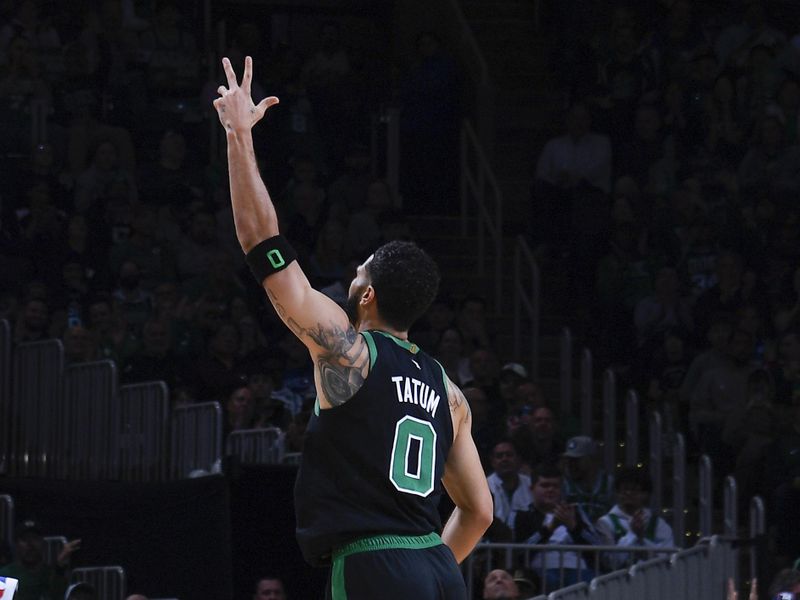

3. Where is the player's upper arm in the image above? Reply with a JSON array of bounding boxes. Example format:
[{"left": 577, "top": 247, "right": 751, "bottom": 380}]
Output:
[
  {"left": 441, "top": 381, "right": 493, "bottom": 517},
  {"left": 262, "top": 262, "right": 368, "bottom": 407}
]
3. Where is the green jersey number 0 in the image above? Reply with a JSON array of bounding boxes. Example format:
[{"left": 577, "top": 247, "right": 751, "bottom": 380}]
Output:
[{"left": 389, "top": 415, "right": 437, "bottom": 497}]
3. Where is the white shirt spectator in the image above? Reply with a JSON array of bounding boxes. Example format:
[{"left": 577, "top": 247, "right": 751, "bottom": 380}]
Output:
[
  {"left": 487, "top": 472, "right": 533, "bottom": 533},
  {"left": 525, "top": 507, "right": 599, "bottom": 570},
  {"left": 596, "top": 505, "right": 675, "bottom": 570}
]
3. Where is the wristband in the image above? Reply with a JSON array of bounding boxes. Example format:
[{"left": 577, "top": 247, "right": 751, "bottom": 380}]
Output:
[{"left": 245, "top": 235, "right": 297, "bottom": 283}]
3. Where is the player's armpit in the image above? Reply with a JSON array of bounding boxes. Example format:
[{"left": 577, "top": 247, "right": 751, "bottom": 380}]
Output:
[{"left": 264, "top": 263, "right": 368, "bottom": 407}]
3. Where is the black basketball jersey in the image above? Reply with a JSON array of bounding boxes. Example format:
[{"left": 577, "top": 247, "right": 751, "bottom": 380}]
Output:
[{"left": 294, "top": 330, "right": 454, "bottom": 566}]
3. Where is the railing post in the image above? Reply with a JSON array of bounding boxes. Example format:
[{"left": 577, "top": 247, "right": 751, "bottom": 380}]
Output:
[
  {"left": 560, "top": 328, "right": 572, "bottom": 419},
  {"left": 749, "top": 496, "right": 765, "bottom": 584},
  {"left": 625, "top": 390, "right": 639, "bottom": 467},
  {"left": 649, "top": 411, "right": 663, "bottom": 515},
  {"left": 580, "top": 348, "right": 593, "bottom": 436},
  {"left": 699, "top": 455, "right": 713, "bottom": 538},
  {"left": 723, "top": 476, "right": 738, "bottom": 537},
  {"left": 602, "top": 369, "right": 616, "bottom": 475},
  {"left": 673, "top": 433, "right": 686, "bottom": 546}
]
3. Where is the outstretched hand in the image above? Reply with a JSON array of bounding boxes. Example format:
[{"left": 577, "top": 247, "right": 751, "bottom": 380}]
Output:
[{"left": 213, "top": 56, "right": 279, "bottom": 134}]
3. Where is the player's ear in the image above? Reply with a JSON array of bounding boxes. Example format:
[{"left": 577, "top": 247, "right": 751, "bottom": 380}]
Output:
[{"left": 361, "top": 285, "right": 375, "bottom": 305}]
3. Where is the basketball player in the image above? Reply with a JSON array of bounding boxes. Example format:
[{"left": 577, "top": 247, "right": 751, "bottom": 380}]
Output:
[{"left": 213, "top": 57, "right": 492, "bottom": 599}]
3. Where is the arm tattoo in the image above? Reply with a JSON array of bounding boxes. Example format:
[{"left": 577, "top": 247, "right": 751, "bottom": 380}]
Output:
[
  {"left": 266, "top": 286, "right": 368, "bottom": 406},
  {"left": 449, "top": 387, "right": 471, "bottom": 426},
  {"left": 307, "top": 323, "right": 367, "bottom": 407}
]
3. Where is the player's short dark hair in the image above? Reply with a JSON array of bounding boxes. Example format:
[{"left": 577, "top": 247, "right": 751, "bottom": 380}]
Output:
[
  {"left": 367, "top": 241, "right": 440, "bottom": 331},
  {"left": 530, "top": 463, "right": 562, "bottom": 486},
  {"left": 614, "top": 467, "right": 652, "bottom": 493}
]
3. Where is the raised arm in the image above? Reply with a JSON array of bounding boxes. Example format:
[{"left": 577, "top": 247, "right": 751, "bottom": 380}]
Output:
[
  {"left": 440, "top": 380, "right": 493, "bottom": 562},
  {"left": 213, "top": 57, "right": 367, "bottom": 408}
]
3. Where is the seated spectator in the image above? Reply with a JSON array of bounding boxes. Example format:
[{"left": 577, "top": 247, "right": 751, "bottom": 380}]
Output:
[
  {"left": 124, "top": 595, "right": 148, "bottom": 600},
  {"left": 463, "top": 386, "right": 495, "bottom": 468},
  {"left": 738, "top": 115, "right": 800, "bottom": 199},
  {"left": 121, "top": 318, "right": 183, "bottom": 389},
  {"left": 514, "top": 465, "right": 600, "bottom": 591},
  {"left": 253, "top": 576, "right": 287, "bottom": 600},
  {"left": 690, "top": 327, "right": 755, "bottom": 470},
  {"left": 679, "top": 313, "right": 733, "bottom": 413},
  {"left": 498, "top": 363, "right": 529, "bottom": 414},
  {"left": 176, "top": 209, "right": 225, "bottom": 283},
  {"left": 768, "top": 329, "right": 800, "bottom": 410},
  {"left": 345, "top": 179, "right": 397, "bottom": 257},
  {"left": 62, "top": 325, "right": 97, "bottom": 365},
  {"left": 112, "top": 260, "right": 153, "bottom": 336},
  {"left": 308, "top": 219, "right": 348, "bottom": 289},
  {"left": 486, "top": 440, "right": 533, "bottom": 542},
  {"left": 512, "top": 406, "right": 563, "bottom": 472},
  {"left": 243, "top": 361, "right": 291, "bottom": 431},
  {"left": 463, "top": 347, "right": 500, "bottom": 397},
  {"left": 0, "top": 519, "right": 80, "bottom": 600},
  {"left": 327, "top": 142, "right": 371, "bottom": 214},
  {"left": 139, "top": 2, "right": 199, "bottom": 95},
  {"left": 74, "top": 140, "right": 138, "bottom": 214},
  {"left": 634, "top": 266, "right": 693, "bottom": 349},
  {"left": 723, "top": 368, "right": 779, "bottom": 501},
  {"left": 86, "top": 293, "right": 139, "bottom": 365},
  {"left": 561, "top": 436, "right": 614, "bottom": 523},
  {"left": 13, "top": 296, "right": 50, "bottom": 344},
  {"left": 455, "top": 295, "right": 493, "bottom": 355},
  {"left": 595, "top": 467, "right": 675, "bottom": 570},
  {"left": 109, "top": 203, "right": 177, "bottom": 290},
  {"left": 645, "top": 330, "right": 690, "bottom": 438},
  {"left": 192, "top": 321, "right": 243, "bottom": 403},
  {"left": 535, "top": 102, "right": 612, "bottom": 195},
  {"left": 482, "top": 569, "right": 521, "bottom": 600},
  {"left": 410, "top": 294, "right": 456, "bottom": 355},
  {"left": 433, "top": 327, "right": 470, "bottom": 386},
  {"left": 224, "top": 381, "right": 256, "bottom": 437}
]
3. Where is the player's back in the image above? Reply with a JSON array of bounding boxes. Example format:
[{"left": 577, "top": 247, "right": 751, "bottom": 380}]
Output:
[{"left": 295, "top": 330, "right": 454, "bottom": 566}]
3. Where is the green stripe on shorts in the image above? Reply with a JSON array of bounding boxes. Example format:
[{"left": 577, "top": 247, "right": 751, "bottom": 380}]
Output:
[{"left": 330, "top": 532, "right": 443, "bottom": 599}]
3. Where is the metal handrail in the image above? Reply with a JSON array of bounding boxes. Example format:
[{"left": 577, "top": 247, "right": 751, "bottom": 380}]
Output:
[
  {"left": 460, "top": 120, "right": 504, "bottom": 310},
  {"left": 513, "top": 236, "right": 541, "bottom": 381},
  {"left": 443, "top": 0, "right": 494, "bottom": 150}
]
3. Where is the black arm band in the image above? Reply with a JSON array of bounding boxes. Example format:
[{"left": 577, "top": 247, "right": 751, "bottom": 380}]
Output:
[{"left": 245, "top": 235, "right": 298, "bottom": 283}]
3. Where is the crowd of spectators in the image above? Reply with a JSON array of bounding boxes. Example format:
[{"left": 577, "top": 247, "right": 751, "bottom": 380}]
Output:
[
  {"left": 526, "top": 0, "right": 800, "bottom": 589},
  {"left": 3, "top": 0, "right": 800, "bottom": 598}
]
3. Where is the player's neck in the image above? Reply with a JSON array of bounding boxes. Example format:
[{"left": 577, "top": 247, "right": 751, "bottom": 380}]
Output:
[{"left": 357, "top": 317, "right": 407, "bottom": 340}]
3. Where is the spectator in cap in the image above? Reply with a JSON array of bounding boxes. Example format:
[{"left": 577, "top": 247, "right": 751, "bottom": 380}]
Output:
[
  {"left": 0, "top": 519, "right": 80, "bottom": 600},
  {"left": 482, "top": 568, "right": 520, "bottom": 599},
  {"left": 595, "top": 467, "right": 675, "bottom": 570},
  {"left": 561, "top": 436, "right": 614, "bottom": 523},
  {"left": 498, "top": 363, "right": 528, "bottom": 411}
]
